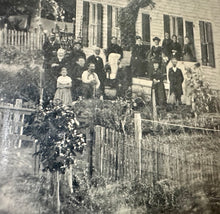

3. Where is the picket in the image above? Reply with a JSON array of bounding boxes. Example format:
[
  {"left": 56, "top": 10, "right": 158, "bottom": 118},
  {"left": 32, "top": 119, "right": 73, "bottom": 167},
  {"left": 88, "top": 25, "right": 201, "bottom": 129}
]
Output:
[
  {"left": 0, "top": 99, "right": 35, "bottom": 148},
  {"left": 0, "top": 26, "right": 44, "bottom": 50},
  {"left": 92, "top": 125, "right": 219, "bottom": 186}
]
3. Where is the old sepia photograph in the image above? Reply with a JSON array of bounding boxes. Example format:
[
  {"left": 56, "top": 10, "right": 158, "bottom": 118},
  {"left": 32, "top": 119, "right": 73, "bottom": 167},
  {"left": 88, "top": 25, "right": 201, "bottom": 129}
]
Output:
[{"left": 0, "top": 0, "right": 220, "bottom": 213}]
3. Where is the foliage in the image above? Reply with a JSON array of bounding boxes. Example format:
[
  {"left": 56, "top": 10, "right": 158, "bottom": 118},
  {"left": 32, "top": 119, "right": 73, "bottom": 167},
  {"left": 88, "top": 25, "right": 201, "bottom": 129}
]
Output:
[
  {"left": 72, "top": 99, "right": 134, "bottom": 135},
  {"left": 118, "top": 0, "right": 155, "bottom": 50},
  {"left": 185, "top": 66, "right": 220, "bottom": 114},
  {"left": 0, "top": 47, "right": 43, "bottom": 105},
  {"left": 30, "top": 103, "right": 86, "bottom": 173}
]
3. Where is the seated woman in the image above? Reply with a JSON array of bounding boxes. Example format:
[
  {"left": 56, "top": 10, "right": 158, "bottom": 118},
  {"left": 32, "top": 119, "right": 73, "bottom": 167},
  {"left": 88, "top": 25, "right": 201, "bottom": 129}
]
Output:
[
  {"left": 81, "top": 63, "right": 100, "bottom": 99},
  {"left": 150, "top": 60, "right": 167, "bottom": 107},
  {"left": 54, "top": 67, "right": 72, "bottom": 106},
  {"left": 183, "top": 36, "right": 196, "bottom": 62}
]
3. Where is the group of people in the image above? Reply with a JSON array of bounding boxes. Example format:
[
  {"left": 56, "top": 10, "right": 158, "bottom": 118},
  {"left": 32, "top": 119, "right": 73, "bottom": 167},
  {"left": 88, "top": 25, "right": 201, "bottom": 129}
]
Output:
[
  {"left": 131, "top": 32, "right": 197, "bottom": 107},
  {"left": 42, "top": 33, "right": 123, "bottom": 106},
  {"left": 42, "top": 31, "right": 198, "bottom": 108}
]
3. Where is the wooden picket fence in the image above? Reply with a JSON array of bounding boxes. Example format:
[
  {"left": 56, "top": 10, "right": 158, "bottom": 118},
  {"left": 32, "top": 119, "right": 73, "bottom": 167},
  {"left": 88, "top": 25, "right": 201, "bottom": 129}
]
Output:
[
  {"left": 0, "top": 99, "right": 35, "bottom": 148},
  {"left": 93, "top": 125, "right": 220, "bottom": 186},
  {"left": 0, "top": 26, "right": 45, "bottom": 50}
]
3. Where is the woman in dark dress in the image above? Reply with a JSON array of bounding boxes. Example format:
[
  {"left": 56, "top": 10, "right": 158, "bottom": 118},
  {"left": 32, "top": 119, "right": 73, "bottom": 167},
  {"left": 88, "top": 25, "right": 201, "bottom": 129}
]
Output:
[
  {"left": 150, "top": 37, "right": 162, "bottom": 64},
  {"left": 183, "top": 36, "right": 195, "bottom": 62},
  {"left": 162, "top": 32, "right": 172, "bottom": 60},
  {"left": 170, "top": 35, "right": 182, "bottom": 60},
  {"left": 130, "top": 36, "right": 148, "bottom": 77},
  {"left": 151, "top": 60, "right": 166, "bottom": 106}
]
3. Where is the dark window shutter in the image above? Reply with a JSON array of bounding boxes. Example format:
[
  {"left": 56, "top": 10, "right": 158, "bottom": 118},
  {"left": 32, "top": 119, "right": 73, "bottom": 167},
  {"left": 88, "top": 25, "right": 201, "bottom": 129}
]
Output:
[
  {"left": 185, "top": 21, "right": 194, "bottom": 44},
  {"left": 107, "top": 5, "right": 112, "bottom": 47},
  {"left": 142, "top": 13, "right": 150, "bottom": 49},
  {"left": 185, "top": 21, "right": 196, "bottom": 59},
  {"left": 163, "top": 14, "right": 170, "bottom": 36},
  {"left": 199, "top": 21, "right": 208, "bottom": 65},
  {"left": 206, "top": 22, "right": 215, "bottom": 67},
  {"left": 97, "top": 4, "right": 103, "bottom": 48},
  {"left": 177, "top": 17, "right": 183, "bottom": 47},
  {"left": 82, "top": 1, "right": 90, "bottom": 47}
]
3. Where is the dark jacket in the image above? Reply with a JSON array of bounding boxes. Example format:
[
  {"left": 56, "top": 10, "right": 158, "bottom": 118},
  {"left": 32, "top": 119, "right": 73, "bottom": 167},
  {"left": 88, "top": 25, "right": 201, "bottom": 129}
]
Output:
[
  {"left": 183, "top": 44, "right": 195, "bottom": 62},
  {"left": 162, "top": 38, "right": 172, "bottom": 58},
  {"left": 168, "top": 67, "right": 184, "bottom": 97},
  {"left": 170, "top": 42, "right": 182, "bottom": 60},
  {"left": 150, "top": 46, "right": 162, "bottom": 63},
  {"left": 86, "top": 55, "right": 105, "bottom": 81},
  {"left": 106, "top": 43, "right": 123, "bottom": 61},
  {"left": 130, "top": 44, "right": 149, "bottom": 77}
]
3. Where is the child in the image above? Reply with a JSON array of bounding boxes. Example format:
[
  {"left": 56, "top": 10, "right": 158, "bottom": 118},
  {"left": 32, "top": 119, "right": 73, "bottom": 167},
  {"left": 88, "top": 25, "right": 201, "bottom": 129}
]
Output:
[{"left": 54, "top": 67, "right": 72, "bottom": 105}]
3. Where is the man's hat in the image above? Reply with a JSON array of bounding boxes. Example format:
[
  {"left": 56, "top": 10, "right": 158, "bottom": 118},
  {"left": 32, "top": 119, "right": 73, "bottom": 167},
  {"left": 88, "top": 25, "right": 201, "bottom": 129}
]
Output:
[{"left": 153, "top": 36, "right": 161, "bottom": 42}]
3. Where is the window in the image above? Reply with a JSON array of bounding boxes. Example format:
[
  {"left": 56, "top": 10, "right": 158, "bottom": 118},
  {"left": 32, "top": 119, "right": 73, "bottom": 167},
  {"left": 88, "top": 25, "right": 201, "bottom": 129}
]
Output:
[
  {"left": 107, "top": 5, "right": 112, "bottom": 47},
  {"left": 82, "top": 1, "right": 90, "bottom": 47},
  {"left": 163, "top": 15, "right": 184, "bottom": 47},
  {"left": 163, "top": 15, "right": 170, "bottom": 36},
  {"left": 97, "top": 4, "right": 103, "bottom": 48},
  {"left": 199, "top": 21, "right": 215, "bottom": 67},
  {"left": 142, "top": 13, "right": 151, "bottom": 50}
]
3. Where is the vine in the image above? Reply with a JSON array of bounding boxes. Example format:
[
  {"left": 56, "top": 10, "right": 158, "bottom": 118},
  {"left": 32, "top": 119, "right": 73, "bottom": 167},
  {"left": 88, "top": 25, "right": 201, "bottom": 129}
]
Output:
[{"left": 118, "top": 0, "right": 155, "bottom": 50}]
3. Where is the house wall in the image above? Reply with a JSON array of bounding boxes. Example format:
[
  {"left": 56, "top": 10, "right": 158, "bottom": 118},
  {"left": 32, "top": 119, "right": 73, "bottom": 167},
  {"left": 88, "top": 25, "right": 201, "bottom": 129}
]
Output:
[
  {"left": 76, "top": 0, "right": 220, "bottom": 90},
  {"left": 136, "top": 0, "right": 220, "bottom": 90}
]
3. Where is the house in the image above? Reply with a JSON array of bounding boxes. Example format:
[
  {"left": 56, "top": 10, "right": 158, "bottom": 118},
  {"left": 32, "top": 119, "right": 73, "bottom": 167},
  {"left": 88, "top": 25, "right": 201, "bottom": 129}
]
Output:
[{"left": 75, "top": 0, "right": 220, "bottom": 91}]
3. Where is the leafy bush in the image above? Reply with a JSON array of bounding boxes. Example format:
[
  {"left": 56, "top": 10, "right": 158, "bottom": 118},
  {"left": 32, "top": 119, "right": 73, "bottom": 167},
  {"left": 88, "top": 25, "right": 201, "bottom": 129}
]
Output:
[{"left": 30, "top": 104, "right": 86, "bottom": 173}]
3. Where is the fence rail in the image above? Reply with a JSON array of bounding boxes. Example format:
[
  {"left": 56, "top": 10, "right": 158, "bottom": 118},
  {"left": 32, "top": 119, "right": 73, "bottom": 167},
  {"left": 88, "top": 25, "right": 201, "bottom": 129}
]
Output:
[
  {"left": 0, "top": 26, "right": 45, "bottom": 50},
  {"left": 0, "top": 99, "right": 35, "bottom": 148},
  {"left": 93, "top": 125, "right": 219, "bottom": 186}
]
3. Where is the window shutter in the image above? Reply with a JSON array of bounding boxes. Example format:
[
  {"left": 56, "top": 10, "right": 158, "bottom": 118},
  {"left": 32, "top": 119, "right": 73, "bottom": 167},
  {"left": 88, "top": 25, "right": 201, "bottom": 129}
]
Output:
[
  {"left": 142, "top": 14, "right": 151, "bottom": 49},
  {"left": 163, "top": 15, "right": 170, "bottom": 36},
  {"left": 199, "top": 21, "right": 208, "bottom": 65},
  {"left": 107, "top": 5, "right": 112, "bottom": 47},
  {"left": 206, "top": 22, "right": 215, "bottom": 67},
  {"left": 97, "top": 4, "right": 103, "bottom": 48},
  {"left": 177, "top": 17, "right": 183, "bottom": 47},
  {"left": 82, "top": 1, "right": 90, "bottom": 47}
]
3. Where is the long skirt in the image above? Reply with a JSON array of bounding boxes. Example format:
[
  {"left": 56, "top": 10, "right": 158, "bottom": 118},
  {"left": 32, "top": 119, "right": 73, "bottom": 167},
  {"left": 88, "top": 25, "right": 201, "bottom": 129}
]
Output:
[
  {"left": 152, "top": 82, "right": 166, "bottom": 106},
  {"left": 54, "top": 88, "right": 72, "bottom": 105}
]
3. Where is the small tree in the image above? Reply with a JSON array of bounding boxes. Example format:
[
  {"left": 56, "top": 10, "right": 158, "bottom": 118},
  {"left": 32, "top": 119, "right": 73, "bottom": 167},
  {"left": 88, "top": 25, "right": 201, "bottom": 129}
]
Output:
[
  {"left": 30, "top": 103, "right": 86, "bottom": 213},
  {"left": 118, "top": 0, "right": 155, "bottom": 50}
]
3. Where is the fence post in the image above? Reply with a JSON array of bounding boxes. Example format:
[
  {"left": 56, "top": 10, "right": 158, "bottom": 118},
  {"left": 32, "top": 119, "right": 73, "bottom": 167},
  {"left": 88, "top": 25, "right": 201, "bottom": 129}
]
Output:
[{"left": 134, "top": 112, "right": 142, "bottom": 178}]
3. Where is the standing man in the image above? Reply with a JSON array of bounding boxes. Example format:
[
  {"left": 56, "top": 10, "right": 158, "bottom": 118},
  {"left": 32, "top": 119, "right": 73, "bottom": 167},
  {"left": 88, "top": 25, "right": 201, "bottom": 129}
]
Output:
[
  {"left": 86, "top": 47, "right": 105, "bottom": 95},
  {"left": 82, "top": 63, "right": 100, "bottom": 99},
  {"left": 168, "top": 57, "right": 184, "bottom": 106},
  {"left": 69, "top": 57, "right": 86, "bottom": 100},
  {"left": 106, "top": 36, "right": 123, "bottom": 81},
  {"left": 106, "top": 36, "right": 123, "bottom": 62},
  {"left": 130, "top": 36, "right": 148, "bottom": 77},
  {"left": 69, "top": 41, "right": 86, "bottom": 66},
  {"left": 42, "top": 32, "right": 60, "bottom": 69}
]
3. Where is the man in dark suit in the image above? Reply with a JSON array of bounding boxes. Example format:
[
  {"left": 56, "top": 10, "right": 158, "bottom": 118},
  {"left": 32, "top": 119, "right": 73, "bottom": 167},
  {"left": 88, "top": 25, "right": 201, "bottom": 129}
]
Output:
[
  {"left": 86, "top": 47, "right": 105, "bottom": 95},
  {"left": 170, "top": 35, "right": 182, "bottom": 60},
  {"left": 168, "top": 57, "right": 184, "bottom": 105},
  {"left": 42, "top": 33, "right": 60, "bottom": 69},
  {"left": 130, "top": 36, "right": 149, "bottom": 77},
  {"left": 106, "top": 36, "right": 123, "bottom": 62}
]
